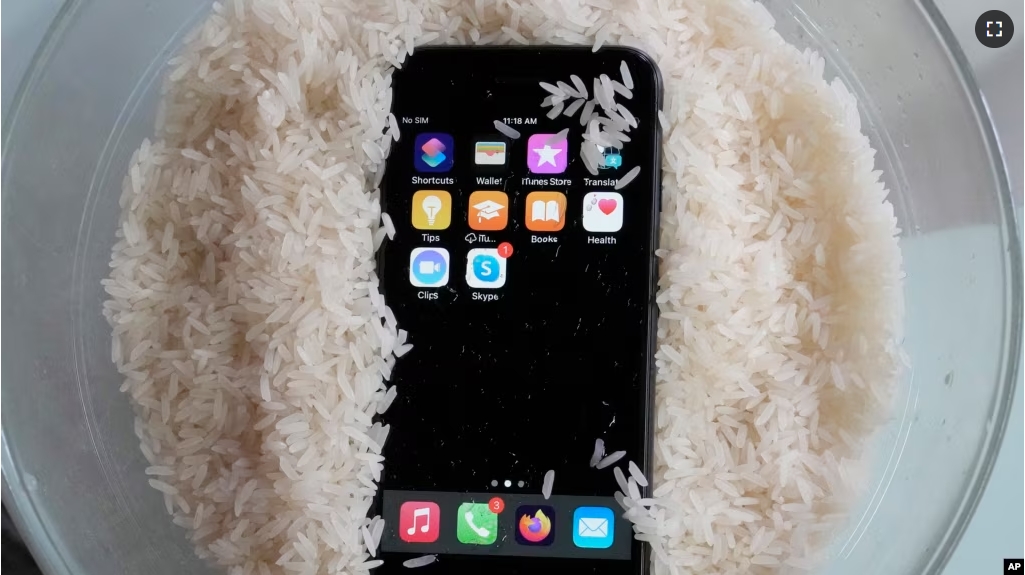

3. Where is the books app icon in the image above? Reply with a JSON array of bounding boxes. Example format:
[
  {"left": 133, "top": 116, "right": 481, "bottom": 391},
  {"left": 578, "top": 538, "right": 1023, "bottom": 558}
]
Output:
[{"left": 525, "top": 192, "right": 566, "bottom": 232}]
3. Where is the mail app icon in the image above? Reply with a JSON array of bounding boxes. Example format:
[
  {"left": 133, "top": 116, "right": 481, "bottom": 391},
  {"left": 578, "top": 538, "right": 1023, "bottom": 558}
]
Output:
[{"left": 573, "top": 506, "right": 615, "bottom": 549}]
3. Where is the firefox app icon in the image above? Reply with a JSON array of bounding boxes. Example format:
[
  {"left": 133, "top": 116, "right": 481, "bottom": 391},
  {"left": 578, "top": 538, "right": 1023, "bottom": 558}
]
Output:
[{"left": 515, "top": 505, "right": 555, "bottom": 546}]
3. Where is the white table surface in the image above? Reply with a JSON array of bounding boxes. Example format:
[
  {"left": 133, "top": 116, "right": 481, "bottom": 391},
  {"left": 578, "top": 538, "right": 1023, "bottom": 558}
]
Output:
[{"left": 2, "top": 0, "right": 1022, "bottom": 572}]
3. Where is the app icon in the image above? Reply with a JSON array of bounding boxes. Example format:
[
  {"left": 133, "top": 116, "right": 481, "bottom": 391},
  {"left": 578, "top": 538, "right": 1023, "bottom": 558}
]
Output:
[
  {"left": 468, "top": 191, "right": 509, "bottom": 231},
  {"left": 527, "top": 133, "right": 569, "bottom": 174},
  {"left": 456, "top": 502, "right": 498, "bottom": 545},
  {"left": 525, "top": 192, "right": 567, "bottom": 232},
  {"left": 516, "top": 505, "right": 555, "bottom": 546},
  {"left": 573, "top": 506, "right": 615, "bottom": 549},
  {"left": 399, "top": 501, "right": 441, "bottom": 543},
  {"left": 466, "top": 248, "right": 507, "bottom": 289},
  {"left": 475, "top": 141, "right": 507, "bottom": 166},
  {"left": 582, "top": 191, "right": 624, "bottom": 233},
  {"left": 412, "top": 190, "right": 452, "bottom": 230},
  {"left": 415, "top": 133, "right": 454, "bottom": 172},
  {"left": 409, "top": 248, "right": 449, "bottom": 287},
  {"left": 597, "top": 145, "right": 623, "bottom": 170}
]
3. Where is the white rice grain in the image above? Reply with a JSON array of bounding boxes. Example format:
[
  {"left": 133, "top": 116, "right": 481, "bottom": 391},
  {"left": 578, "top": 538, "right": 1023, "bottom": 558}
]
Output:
[
  {"left": 381, "top": 213, "right": 396, "bottom": 240},
  {"left": 620, "top": 60, "right": 634, "bottom": 89},
  {"left": 542, "top": 469, "right": 555, "bottom": 500},
  {"left": 493, "top": 120, "right": 521, "bottom": 140},
  {"left": 402, "top": 555, "right": 437, "bottom": 568},
  {"left": 596, "top": 450, "right": 626, "bottom": 470},
  {"left": 615, "top": 166, "right": 641, "bottom": 190},
  {"left": 628, "top": 460, "right": 649, "bottom": 487},
  {"left": 589, "top": 438, "right": 605, "bottom": 467}
]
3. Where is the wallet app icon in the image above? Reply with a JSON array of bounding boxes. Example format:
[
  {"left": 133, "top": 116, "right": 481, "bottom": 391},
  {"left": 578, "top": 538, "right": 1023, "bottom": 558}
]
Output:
[{"left": 573, "top": 506, "right": 614, "bottom": 549}]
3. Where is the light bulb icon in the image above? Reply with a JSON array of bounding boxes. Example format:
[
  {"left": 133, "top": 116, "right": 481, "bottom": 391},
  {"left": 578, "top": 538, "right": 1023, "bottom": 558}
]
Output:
[
  {"left": 421, "top": 194, "right": 443, "bottom": 226},
  {"left": 411, "top": 190, "right": 450, "bottom": 230}
]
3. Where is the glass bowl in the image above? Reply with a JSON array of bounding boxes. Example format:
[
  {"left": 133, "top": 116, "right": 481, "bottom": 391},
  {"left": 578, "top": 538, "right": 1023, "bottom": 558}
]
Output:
[{"left": 2, "top": 0, "right": 1020, "bottom": 574}]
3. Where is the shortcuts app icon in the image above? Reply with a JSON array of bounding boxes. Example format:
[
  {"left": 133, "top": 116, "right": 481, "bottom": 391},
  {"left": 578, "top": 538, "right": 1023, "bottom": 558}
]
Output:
[{"left": 466, "top": 248, "right": 506, "bottom": 289}]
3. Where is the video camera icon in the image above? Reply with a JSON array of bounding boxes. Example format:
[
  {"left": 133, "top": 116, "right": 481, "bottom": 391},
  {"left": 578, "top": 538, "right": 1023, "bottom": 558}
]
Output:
[{"left": 410, "top": 248, "right": 450, "bottom": 287}]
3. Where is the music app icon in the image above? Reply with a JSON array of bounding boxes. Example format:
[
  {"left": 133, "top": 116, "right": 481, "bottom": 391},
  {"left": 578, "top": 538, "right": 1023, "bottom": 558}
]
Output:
[{"left": 399, "top": 501, "right": 441, "bottom": 543}]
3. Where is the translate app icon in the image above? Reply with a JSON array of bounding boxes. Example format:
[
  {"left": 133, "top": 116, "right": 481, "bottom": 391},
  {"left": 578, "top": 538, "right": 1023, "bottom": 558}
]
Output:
[
  {"left": 409, "top": 248, "right": 449, "bottom": 287},
  {"left": 466, "top": 248, "right": 506, "bottom": 289},
  {"left": 414, "top": 133, "right": 454, "bottom": 172},
  {"left": 598, "top": 145, "right": 623, "bottom": 169}
]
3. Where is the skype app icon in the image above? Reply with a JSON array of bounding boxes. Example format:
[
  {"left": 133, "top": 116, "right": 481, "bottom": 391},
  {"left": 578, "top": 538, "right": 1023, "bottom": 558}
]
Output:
[{"left": 466, "top": 248, "right": 506, "bottom": 289}]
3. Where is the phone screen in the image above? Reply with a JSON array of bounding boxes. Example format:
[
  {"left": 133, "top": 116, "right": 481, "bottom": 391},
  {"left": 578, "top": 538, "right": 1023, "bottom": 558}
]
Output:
[{"left": 377, "top": 47, "right": 661, "bottom": 574}]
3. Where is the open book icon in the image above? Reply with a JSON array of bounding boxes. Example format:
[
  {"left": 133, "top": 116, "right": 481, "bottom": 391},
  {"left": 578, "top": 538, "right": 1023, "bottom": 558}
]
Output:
[
  {"left": 524, "top": 192, "right": 566, "bottom": 232},
  {"left": 530, "top": 200, "right": 561, "bottom": 223}
]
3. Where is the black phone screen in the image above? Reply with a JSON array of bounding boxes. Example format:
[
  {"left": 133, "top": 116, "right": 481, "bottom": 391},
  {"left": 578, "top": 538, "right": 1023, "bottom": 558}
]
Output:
[{"left": 377, "top": 47, "right": 661, "bottom": 575}]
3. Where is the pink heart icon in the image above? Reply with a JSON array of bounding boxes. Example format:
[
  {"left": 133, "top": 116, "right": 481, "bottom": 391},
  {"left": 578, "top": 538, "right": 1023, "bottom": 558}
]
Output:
[{"left": 598, "top": 198, "right": 617, "bottom": 215}]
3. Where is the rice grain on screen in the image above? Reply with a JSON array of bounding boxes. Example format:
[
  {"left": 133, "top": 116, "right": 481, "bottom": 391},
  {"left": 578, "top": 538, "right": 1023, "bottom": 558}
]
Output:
[{"left": 104, "top": 1, "right": 903, "bottom": 574}]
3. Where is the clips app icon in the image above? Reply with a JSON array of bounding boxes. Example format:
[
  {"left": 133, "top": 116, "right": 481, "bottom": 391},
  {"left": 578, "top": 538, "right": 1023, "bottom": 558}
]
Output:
[
  {"left": 457, "top": 503, "right": 498, "bottom": 546},
  {"left": 409, "top": 248, "right": 449, "bottom": 287},
  {"left": 466, "top": 248, "right": 507, "bottom": 289},
  {"left": 414, "top": 133, "right": 454, "bottom": 172},
  {"left": 516, "top": 505, "right": 555, "bottom": 546}
]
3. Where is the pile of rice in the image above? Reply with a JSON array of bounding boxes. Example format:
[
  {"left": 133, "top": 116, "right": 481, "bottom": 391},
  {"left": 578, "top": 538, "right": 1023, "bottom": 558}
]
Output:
[{"left": 102, "top": 0, "right": 903, "bottom": 574}]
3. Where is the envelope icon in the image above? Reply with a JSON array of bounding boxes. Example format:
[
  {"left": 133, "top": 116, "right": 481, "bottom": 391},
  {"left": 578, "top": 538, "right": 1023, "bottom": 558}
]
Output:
[
  {"left": 573, "top": 506, "right": 615, "bottom": 549},
  {"left": 578, "top": 517, "right": 608, "bottom": 538}
]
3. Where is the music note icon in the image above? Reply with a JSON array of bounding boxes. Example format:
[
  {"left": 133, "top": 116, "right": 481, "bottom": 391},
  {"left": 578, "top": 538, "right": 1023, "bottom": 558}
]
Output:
[
  {"left": 407, "top": 507, "right": 431, "bottom": 535},
  {"left": 399, "top": 501, "right": 441, "bottom": 543}
]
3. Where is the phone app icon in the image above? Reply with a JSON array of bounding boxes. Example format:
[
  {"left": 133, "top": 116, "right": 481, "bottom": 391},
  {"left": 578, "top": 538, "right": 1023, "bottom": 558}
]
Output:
[
  {"left": 582, "top": 191, "right": 624, "bottom": 233},
  {"left": 468, "top": 191, "right": 509, "bottom": 231},
  {"left": 475, "top": 140, "right": 507, "bottom": 166},
  {"left": 516, "top": 505, "right": 555, "bottom": 546},
  {"left": 573, "top": 506, "right": 614, "bottom": 549},
  {"left": 597, "top": 145, "right": 623, "bottom": 170},
  {"left": 399, "top": 501, "right": 441, "bottom": 543},
  {"left": 409, "top": 248, "right": 449, "bottom": 287},
  {"left": 414, "top": 133, "right": 454, "bottom": 172},
  {"left": 527, "top": 133, "right": 569, "bottom": 174},
  {"left": 525, "top": 191, "right": 567, "bottom": 232},
  {"left": 456, "top": 502, "right": 498, "bottom": 545},
  {"left": 466, "top": 248, "right": 507, "bottom": 289},
  {"left": 412, "top": 190, "right": 452, "bottom": 230}
]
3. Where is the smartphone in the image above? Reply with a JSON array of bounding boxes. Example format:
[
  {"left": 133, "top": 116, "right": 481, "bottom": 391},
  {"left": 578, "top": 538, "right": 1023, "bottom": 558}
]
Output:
[{"left": 376, "top": 47, "right": 662, "bottom": 574}]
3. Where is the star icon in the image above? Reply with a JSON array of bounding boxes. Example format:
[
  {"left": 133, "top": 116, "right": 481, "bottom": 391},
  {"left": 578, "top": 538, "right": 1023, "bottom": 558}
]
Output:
[{"left": 532, "top": 144, "right": 564, "bottom": 168}]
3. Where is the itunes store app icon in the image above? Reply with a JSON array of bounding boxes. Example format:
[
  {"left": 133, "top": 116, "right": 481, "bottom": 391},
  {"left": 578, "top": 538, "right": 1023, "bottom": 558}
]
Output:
[{"left": 399, "top": 501, "right": 441, "bottom": 543}]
